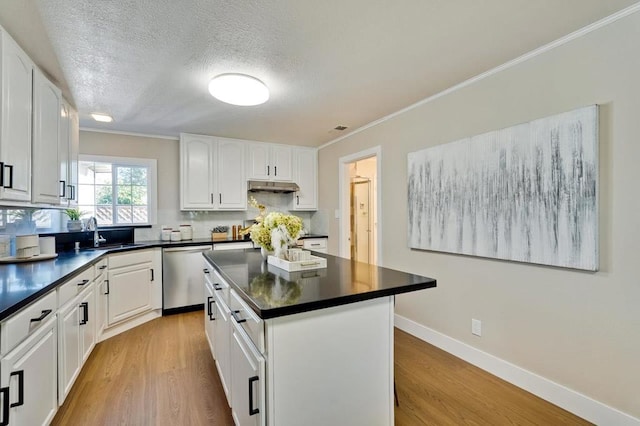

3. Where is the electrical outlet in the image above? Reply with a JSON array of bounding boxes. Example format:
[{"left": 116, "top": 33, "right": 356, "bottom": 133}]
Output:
[{"left": 472, "top": 319, "right": 482, "bottom": 336}]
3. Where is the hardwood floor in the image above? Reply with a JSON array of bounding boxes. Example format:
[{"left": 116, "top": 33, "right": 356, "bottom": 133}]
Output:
[
  {"left": 52, "top": 311, "right": 233, "bottom": 426},
  {"left": 53, "top": 312, "right": 591, "bottom": 425}
]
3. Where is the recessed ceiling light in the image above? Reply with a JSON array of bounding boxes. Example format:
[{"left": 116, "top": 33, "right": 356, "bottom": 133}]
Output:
[
  {"left": 91, "top": 113, "right": 113, "bottom": 123},
  {"left": 208, "top": 73, "right": 269, "bottom": 106}
]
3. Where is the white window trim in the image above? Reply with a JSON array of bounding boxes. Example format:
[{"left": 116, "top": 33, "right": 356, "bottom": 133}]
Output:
[{"left": 79, "top": 154, "right": 158, "bottom": 226}]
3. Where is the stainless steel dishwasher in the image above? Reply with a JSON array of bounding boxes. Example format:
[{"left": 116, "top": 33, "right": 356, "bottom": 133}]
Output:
[{"left": 162, "top": 245, "right": 212, "bottom": 314}]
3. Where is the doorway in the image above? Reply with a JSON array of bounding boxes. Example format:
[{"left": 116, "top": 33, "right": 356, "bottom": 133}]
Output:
[{"left": 339, "top": 148, "right": 380, "bottom": 265}]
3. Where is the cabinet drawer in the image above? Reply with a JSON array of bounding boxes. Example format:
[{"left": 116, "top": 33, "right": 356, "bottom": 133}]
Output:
[
  {"left": 205, "top": 265, "right": 230, "bottom": 305},
  {"left": 213, "top": 241, "right": 254, "bottom": 251},
  {"left": 58, "top": 267, "right": 95, "bottom": 308},
  {"left": 94, "top": 257, "right": 108, "bottom": 277},
  {"left": 229, "top": 290, "right": 264, "bottom": 353},
  {"left": 302, "top": 238, "right": 327, "bottom": 250},
  {"left": 0, "top": 290, "right": 57, "bottom": 355},
  {"left": 108, "top": 249, "right": 153, "bottom": 269}
]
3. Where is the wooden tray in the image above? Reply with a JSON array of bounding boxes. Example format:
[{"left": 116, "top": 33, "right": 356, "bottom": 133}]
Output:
[{"left": 0, "top": 253, "right": 58, "bottom": 264}]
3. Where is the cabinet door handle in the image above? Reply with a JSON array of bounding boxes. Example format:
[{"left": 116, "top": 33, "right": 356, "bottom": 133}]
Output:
[
  {"left": 0, "top": 386, "right": 9, "bottom": 426},
  {"left": 105, "top": 279, "right": 110, "bottom": 295},
  {"left": 150, "top": 268, "right": 155, "bottom": 282},
  {"left": 267, "top": 165, "right": 270, "bottom": 176},
  {"left": 4, "top": 164, "right": 13, "bottom": 189},
  {"left": 248, "top": 375, "right": 260, "bottom": 416},
  {"left": 9, "top": 370, "right": 24, "bottom": 408},
  {"left": 29, "top": 309, "right": 52, "bottom": 322},
  {"left": 219, "top": 193, "right": 222, "bottom": 204},
  {"left": 208, "top": 297, "right": 216, "bottom": 321},
  {"left": 274, "top": 166, "right": 277, "bottom": 176},
  {"left": 79, "top": 302, "right": 88, "bottom": 325},
  {"left": 203, "top": 268, "right": 209, "bottom": 274},
  {"left": 0, "top": 162, "right": 4, "bottom": 188},
  {"left": 231, "top": 310, "right": 246, "bottom": 324},
  {"left": 68, "top": 184, "right": 75, "bottom": 201},
  {"left": 296, "top": 195, "right": 299, "bottom": 205},
  {"left": 210, "top": 193, "right": 214, "bottom": 204},
  {"left": 60, "top": 180, "right": 66, "bottom": 197},
  {"left": 213, "top": 283, "right": 222, "bottom": 291},
  {"left": 77, "top": 279, "right": 89, "bottom": 286}
]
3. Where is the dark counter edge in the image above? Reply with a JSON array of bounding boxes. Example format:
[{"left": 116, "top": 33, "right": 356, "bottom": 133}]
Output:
[
  {"left": 204, "top": 252, "right": 437, "bottom": 320},
  {"left": 0, "top": 238, "right": 258, "bottom": 321}
]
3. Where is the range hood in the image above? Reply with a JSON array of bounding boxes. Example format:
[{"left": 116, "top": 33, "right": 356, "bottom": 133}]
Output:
[{"left": 248, "top": 180, "right": 300, "bottom": 193}]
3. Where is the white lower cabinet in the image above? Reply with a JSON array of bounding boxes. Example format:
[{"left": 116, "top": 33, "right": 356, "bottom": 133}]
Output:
[
  {"left": 0, "top": 316, "right": 57, "bottom": 426},
  {"left": 95, "top": 272, "right": 108, "bottom": 338},
  {"left": 107, "top": 249, "right": 159, "bottom": 326},
  {"left": 204, "top": 277, "right": 216, "bottom": 354},
  {"left": 230, "top": 320, "right": 265, "bottom": 426},
  {"left": 213, "top": 288, "right": 232, "bottom": 402},
  {"left": 58, "top": 281, "right": 96, "bottom": 404}
]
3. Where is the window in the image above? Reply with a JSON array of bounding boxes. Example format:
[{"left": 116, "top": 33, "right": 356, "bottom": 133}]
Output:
[{"left": 78, "top": 155, "right": 157, "bottom": 226}]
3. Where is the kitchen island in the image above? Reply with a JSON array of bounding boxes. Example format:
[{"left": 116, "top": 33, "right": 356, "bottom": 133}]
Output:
[{"left": 203, "top": 249, "right": 436, "bottom": 426}]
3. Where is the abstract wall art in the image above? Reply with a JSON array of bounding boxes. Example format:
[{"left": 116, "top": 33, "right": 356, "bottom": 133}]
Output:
[{"left": 407, "top": 105, "right": 598, "bottom": 270}]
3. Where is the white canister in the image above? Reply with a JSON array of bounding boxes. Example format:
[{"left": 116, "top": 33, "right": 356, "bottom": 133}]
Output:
[
  {"left": 161, "top": 228, "right": 172, "bottom": 241},
  {"left": 39, "top": 236, "right": 56, "bottom": 254},
  {"left": 15, "top": 234, "right": 39, "bottom": 258},
  {"left": 170, "top": 230, "right": 182, "bottom": 242},
  {"left": 179, "top": 225, "right": 193, "bottom": 240}
]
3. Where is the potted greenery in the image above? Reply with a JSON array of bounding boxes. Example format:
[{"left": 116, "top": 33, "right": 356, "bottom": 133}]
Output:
[{"left": 64, "top": 208, "right": 84, "bottom": 231}]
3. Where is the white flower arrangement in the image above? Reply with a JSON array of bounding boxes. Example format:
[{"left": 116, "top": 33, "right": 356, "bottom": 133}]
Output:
[{"left": 244, "top": 197, "right": 303, "bottom": 258}]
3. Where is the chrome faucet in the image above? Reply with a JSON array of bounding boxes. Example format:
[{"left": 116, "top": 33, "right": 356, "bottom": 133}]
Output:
[{"left": 86, "top": 217, "right": 100, "bottom": 247}]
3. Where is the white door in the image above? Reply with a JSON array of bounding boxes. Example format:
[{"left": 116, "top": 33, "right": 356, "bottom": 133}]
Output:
[
  {"left": 57, "top": 300, "right": 81, "bottom": 404},
  {"left": 292, "top": 147, "right": 317, "bottom": 210},
  {"left": 80, "top": 285, "right": 96, "bottom": 363},
  {"left": 0, "top": 317, "right": 57, "bottom": 426},
  {"left": 180, "top": 134, "right": 215, "bottom": 209},
  {"left": 246, "top": 143, "right": 270, "bottom": 180},
  {"left": 216, "top": 139, "right": 246, "bottom": 209},
  {"left": 107, "top": 263, "right": 152, "bottom": 325},
  {"left": 32, "top": 68, "right": 61, "bottom": 204},
  {"left": 270, "top": 145, "right": 292, "bottom": 181},
  {"left": 0, "top": 33, "right": 33, "bottom": 202},
  {"left": 231, "top": 323, "right": 265, "bottom": 426},
  {"left": 214, "top": 291, "right": 232, "bottom": 403}
]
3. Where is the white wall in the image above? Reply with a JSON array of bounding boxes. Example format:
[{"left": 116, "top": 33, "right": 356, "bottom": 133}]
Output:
[
  {"left": 79, "top": 131, "right": 314, "bottom": 240},
  {"left": 318, "top": 11, "right": 640, "bottom": 420}
]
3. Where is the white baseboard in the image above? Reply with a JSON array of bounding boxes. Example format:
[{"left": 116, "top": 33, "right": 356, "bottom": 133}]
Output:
[{"left": 394, "top": 314, "right": 640, "bottom": 426}]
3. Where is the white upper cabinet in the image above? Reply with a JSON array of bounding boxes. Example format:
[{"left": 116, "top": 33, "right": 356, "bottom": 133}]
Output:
[
  {"left": 246, "top": 143, "right": 292, "bottom": 181},
  {"left": 216, "top": 138, "right": 247, "bottom": 209},
  {"left": 180, "top": 133, "right": 247, "bottom": 210},
  {"left": 59, "top": 99, "right": 79, "bottom": 206},
  {"left": 291, "top": 147, "right": 318, "bottom": 211},
  {"left": 0, "top": 29, "right": 33, "bottom": 202},
  {"left": 180, "top": 133, "right": 216, "bottom": 209},
  {"left": 32, "top": 67, "right": 61, "bottom": 204}
]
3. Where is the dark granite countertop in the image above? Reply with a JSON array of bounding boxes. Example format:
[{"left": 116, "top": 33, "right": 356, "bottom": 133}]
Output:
[
  {"left": 203, "top": 249, "right": 436, "bottom": 319},
  {"left": 0, "top": 237, "right": 260, "bottom": 321}
]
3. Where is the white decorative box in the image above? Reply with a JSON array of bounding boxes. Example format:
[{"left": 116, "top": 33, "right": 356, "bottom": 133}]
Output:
[{"left": 267, "top": 255, "right": 327, "bottom": 272}]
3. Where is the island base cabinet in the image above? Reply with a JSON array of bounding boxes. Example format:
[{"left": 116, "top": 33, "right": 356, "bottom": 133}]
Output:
[
  {"left": 0, "top": 316, "right": 57, "bottom": 426},
  {"left": 231, "top": 321, "right": 265, "bottom": 426},
  {"left": 213, "top": 289, "right": 232, "bottom": 402},
  {"left": 266, "top": 297, "right": 394, "bottom": 426}
]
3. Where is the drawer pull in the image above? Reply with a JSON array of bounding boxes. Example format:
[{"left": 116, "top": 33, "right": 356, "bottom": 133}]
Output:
[
  {"left": 203, "top": 268, "right": 210, "bottom": 274},
  {"left": 213, "top": 283, "right": 223, "bottom": 291},
  {"left": 29, "top": 309, "right": 52, "bottom": 323},
  {"left": 99, "top": 265, "right": 107, "bottom": 270},
  {"left": 0, "top": 386, "right": 9, "bottom": 426},
  {"left": 231, "top": 310, "right": 246, "bottom": 324},
  {"left": 150, "top": 268, "right": 155, "bottom": 282},
  {"left": 78, "top": 279, "right": 90, "bottom": 286},
  {"left": 105, "top": 280, "right": 110, "bottom": 295},
  {"left": 310, "top": 243, "right": 321, "bottom": 247},
  {"left": 9, "top": 370, "right": 24, "bottom": 408},
  {"left": 248, "top": 375, "right": 260, "bottom": 416}
]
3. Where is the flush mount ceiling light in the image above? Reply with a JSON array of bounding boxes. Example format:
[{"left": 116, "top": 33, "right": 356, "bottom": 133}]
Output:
[
  {"left": 208, "top": 73, "right": 269, "bottom": 106},
  {"left": 91, "top": 113, "right": 113, "bottom": 123}
]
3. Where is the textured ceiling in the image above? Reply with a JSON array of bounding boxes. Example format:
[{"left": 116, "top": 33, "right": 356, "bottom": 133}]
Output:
[{"left": 1, "top": 1, "right": 638, "bottom": 146}]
